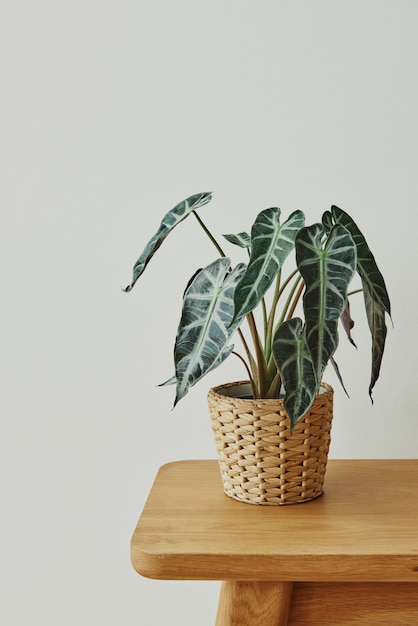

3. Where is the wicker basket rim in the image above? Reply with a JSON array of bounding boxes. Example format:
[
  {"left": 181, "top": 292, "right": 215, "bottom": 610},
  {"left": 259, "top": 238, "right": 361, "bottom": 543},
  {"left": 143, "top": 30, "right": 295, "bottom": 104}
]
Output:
[{"left": 207, "top": 380, "right": 333, "bottom": 408}]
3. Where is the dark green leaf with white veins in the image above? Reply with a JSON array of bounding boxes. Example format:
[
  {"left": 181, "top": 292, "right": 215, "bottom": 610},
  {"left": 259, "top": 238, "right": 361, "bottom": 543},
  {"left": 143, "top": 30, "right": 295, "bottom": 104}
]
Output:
[
  {"left": 321, "top": 210, "right": 334, "bottom": 233},
  {"left": 124, "top": 192, "right": 212, "bottom": 292},
  {"left": 222, "top": 231, "right": 251, "bottom": 249},
  {"left": 233, "top": 208, "right": 305, "bottom": 320},
  {"left": 296, "top": 223, "right": 356, "bottom": 383},
  {"left": 330, "top": 206, "right": 391, "bottom": 317},
  {"left": 305, "top": 318, "right": 339, "bottom": 388},
  {"left": 272, "top": 318, "right": 317, "bottom": 429},
  {"left": 363, "top": 281, "right": 387, "bottom": 400},
  {"left": 173, "top": 258, "right": 246, "bottom": 405}
]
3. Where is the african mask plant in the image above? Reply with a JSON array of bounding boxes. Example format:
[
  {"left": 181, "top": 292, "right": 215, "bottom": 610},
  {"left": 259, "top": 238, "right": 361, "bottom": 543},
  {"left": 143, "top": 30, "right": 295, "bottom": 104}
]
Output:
[{"left": 124, "top": 193, "right": 390, "bottom": 429}]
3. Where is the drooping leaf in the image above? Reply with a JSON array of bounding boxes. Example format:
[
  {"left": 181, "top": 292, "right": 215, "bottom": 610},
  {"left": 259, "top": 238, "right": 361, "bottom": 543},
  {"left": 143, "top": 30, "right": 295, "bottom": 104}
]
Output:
[
  {"left": 296, "top": 223, "right": 357, "bottom": 384},
  {"left": 124, "top": 192, "right": 212, "bottom": 292},
  {"left": 233, "top": 208, "right": 305, "bottom": 321},
  {"left": 341, "top": 300, "right": 357, "bottom": 347},
  {"left": 272, "top": 318, "right": 317, "bottom": 430},
  {"left": 330, "top": 206, "right": 391, "bottom": 317},
  {"left": 173, "top": 258, "right": 246, "bottom": 405},
  {"left": 222, "top": 231, "right": 251, "bottom": 248},
  {"left": 363, "top": 280, "right": 387, "bottom": 401},
  {"left": 330, "top": 356, "right": 350, "bottom": 397}
]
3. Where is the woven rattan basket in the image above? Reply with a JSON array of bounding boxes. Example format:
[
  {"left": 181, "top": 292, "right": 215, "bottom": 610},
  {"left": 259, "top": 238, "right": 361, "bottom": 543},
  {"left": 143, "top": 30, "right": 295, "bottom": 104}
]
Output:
[{"left": 208, "top": 381, "right": 334, "bottom": 505}]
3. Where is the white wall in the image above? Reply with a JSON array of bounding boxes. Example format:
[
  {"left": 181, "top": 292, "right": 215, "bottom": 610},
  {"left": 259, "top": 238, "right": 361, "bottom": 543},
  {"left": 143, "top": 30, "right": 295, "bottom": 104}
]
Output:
[{"left": 2, "top": 1, "right": 417, "bottom": 624}]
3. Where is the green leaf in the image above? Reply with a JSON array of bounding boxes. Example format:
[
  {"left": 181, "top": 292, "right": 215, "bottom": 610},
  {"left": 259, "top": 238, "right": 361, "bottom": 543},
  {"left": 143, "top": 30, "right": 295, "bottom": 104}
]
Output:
[
  {"left": 330, "top": 206, "right": 391, "bottom": 317},
  {"left": 173, "top": 258, "right": 246, "bottom": 405},
  {"left": 304, "top": 318, "right": 339, "bottom": 388},
  {"left": 222, "top": 231, "right": 251, "bottom": 248},
  {"left": 329, "top": 207, "right": 390, "bottom": 398},
  {"left": 329, "top": 356, "right": 350, "bottom": 397},
  {"left": 160, "top": 340, "right": 239, "bottom": 388},
  {"left": 321, "top": 210, "right": 334, "bottom": 233},
  {"left": 233, "top": 208, "right": 305, "bottom": 320},
  {"left": 272, "top": 318, "right": 317, "bottom": 430},
  {"left": 296, "top": 223, "right": 357, "bottom": 384},
  {"left": 124, "top": 192, "right": 212, "bottom": 292},
  {"left": 363, "top": 281, "right": 387, "bottom": 401}
]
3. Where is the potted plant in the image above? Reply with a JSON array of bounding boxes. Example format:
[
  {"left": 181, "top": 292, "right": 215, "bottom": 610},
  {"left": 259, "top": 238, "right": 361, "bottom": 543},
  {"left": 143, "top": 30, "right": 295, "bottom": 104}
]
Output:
[{"left": 124, "top": 192, "right": 390, "bottom": 505}]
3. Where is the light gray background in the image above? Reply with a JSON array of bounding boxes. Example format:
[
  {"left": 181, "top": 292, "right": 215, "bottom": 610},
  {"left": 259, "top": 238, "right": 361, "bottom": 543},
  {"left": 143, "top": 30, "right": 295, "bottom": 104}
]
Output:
[{"left": 2, "top": 1, "right": 417, "bottom": 624}]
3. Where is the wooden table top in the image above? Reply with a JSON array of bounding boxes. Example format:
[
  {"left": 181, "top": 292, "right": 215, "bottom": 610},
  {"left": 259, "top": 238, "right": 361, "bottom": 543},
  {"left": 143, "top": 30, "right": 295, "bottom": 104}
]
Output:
[{"left": 130, "top": 459, "right": 418, "bottom": 583}]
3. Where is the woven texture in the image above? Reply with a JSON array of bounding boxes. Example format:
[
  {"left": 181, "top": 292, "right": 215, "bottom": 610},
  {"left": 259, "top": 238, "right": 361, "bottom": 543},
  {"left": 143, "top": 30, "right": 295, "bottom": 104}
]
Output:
[{"left": 208, "top": 381, "right": 334, "bottom": 505}]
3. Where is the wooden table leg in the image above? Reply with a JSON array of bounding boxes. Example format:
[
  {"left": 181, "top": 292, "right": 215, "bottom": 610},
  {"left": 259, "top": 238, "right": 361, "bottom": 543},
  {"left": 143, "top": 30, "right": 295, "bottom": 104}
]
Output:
[{"left": 215, "top": 581, "right": 294, "bottom": 626}]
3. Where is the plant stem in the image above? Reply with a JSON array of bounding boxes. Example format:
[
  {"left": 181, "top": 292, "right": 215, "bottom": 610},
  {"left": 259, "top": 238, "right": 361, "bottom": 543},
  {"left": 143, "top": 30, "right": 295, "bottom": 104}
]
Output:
[
  {"left": 286, "top": 279, "right": 305, "bottom": 320},
  {"left": 266, "top": 370, "right": 282, "bottom": 399},
  {"left": 232, "top": 351, "right": 257, "bottom": 398},
  {"left": 236, "top": 327, "right": 257, "bottom": 383},
  {"left": 246, "top": 312, "right": 269, "bottom": 397},
  {"left": 267, "top": 273, "right": 303, "bottom": 372},
  {"left": 276, "top": 273, "right": 303, "bottom": 328},
  {"left": 264, "top": 270, "right": 281, "bottom": 362},
  {"left": 262, "top": 297, "right": 268, "bottom": 347},
  {"left": 265, "top": 269, "right": 300, "bottom": 358},
  {"left": 192, "top": 210, "right": 227, "bottom": 257}
]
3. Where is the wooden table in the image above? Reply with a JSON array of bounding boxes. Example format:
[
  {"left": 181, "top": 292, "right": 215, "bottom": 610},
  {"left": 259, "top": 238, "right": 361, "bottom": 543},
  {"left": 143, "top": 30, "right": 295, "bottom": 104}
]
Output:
[{"left": 131, "top": 460, "right": 418, "bottom": 625}]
